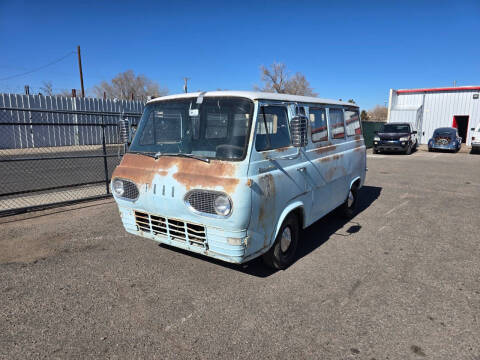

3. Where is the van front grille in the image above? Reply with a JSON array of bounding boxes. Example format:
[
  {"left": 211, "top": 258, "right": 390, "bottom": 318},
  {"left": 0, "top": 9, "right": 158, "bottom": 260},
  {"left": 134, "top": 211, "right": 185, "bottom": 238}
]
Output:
[{"left": 134, "top": 211, "right": 207, "bottom": 246}]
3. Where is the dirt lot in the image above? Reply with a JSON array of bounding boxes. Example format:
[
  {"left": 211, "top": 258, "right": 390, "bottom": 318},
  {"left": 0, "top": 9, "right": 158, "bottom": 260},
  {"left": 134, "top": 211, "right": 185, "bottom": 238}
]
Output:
[{"left": 1, "top": 149, "right": 479, "bottom": 359}]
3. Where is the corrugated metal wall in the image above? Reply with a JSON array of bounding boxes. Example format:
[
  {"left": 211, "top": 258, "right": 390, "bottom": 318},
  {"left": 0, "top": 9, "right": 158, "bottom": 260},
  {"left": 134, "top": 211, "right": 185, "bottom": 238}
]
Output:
[
  {"left": 387, "top": 89, "right": 480, "bottom": 146},
  {"left": 0, "top": 94, "right": 145, "bottom": 149}
]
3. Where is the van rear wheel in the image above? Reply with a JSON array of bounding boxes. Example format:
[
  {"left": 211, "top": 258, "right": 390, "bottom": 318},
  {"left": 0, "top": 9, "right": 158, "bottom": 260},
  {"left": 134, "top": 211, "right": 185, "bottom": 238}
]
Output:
[
  {"left": 263, "top": 213, "right": 299, "bottom": 270},
  {"left": 341, "top": 185, "right": 358, "bottom": 218}
]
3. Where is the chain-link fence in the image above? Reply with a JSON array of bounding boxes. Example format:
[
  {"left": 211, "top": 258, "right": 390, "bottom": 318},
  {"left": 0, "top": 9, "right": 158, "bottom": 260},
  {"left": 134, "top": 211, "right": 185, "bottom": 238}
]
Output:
[{"left": 0, "top": 107, "right": 142, "bottom": 216}]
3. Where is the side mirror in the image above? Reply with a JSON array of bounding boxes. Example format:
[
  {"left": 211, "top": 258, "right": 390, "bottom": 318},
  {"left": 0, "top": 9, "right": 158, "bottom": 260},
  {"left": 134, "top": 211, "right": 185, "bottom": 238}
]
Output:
[
  {"left": 471, "top": 128, "right": 476, "bottom": 131},
  {"left": 412, "top": 131, "right": 418, "bottom": 134},
  {"left": 290, "top": 115, "right": 308, "bottom": 147},
  {"left": 118, "top": 119, "right": 130, "bottom": 144}
]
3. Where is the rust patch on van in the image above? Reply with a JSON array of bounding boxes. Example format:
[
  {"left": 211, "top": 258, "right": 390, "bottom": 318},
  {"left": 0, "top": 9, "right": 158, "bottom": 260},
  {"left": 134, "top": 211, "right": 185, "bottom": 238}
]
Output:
[
  {"left": 173, "top": 173, "right": 239, "bottom": 193},
  {"left": 257, "top": 174, "right": 276, "bottom": 248},
  {"left": 354, "top": 146, "right": 364, "bottom": 152},
  {"left": 275, "top": 146, "right": 291, "bottom": 153},
  {"left": 314, "top": 144, "right": 336, "bottom": 155},
  {"left": 319, "top": 153, "right": 343, "bottom": 163},
  {"left": 112, "top": 153, "right": 240, "bottom": 193},
  {"left": 354, "top": 135, "right": 362, "bottom": 141}
]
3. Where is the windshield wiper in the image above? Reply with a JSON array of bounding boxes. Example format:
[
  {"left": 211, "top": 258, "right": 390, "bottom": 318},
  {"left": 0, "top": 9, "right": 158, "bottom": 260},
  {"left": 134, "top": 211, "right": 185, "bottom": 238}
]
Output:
[
  {"left": 127, "top": 151, "right": 157, "bottom": 158},
  {"left": 154, "top": 152, "right": 210, "bottom": 163}
]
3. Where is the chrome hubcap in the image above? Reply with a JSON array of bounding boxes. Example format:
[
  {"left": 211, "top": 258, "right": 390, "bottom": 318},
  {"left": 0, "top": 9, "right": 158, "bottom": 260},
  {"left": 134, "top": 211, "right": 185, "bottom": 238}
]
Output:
[
  {"left": 280, "top": 227, "right": 292, "bottom": 253},
  {"left": 347, "top": 190, "right": 354, "bottom": 208}
]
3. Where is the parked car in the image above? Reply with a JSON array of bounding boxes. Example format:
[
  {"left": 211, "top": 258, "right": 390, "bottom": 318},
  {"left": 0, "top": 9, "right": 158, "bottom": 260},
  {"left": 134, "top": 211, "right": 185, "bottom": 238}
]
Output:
[
  {"left": 110, "top": 91, "right": 366, "bottom": 269},
  {"left": 471, "top": 124, "right": 480, "bottom": 154},
  {"left": 428, "top": 127, "right": 462, "bottom": 152},
  {"left": 373, "top": 122, "right": 418, "bottom": 155}
]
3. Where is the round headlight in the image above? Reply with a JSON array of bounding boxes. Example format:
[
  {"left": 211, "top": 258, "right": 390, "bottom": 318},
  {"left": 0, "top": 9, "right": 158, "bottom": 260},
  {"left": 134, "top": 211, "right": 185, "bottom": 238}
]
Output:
[
  {"left": 214, "top": 194, "right": 232, "bottom": 216},
  {"left": 112, "top": 179, "right": 124, "bottom": 197}
]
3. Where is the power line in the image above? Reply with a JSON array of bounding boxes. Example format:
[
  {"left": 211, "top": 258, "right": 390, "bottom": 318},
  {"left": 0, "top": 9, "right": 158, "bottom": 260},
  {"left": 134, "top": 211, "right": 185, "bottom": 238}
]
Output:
[{"left": 0, "top": 51, "right": 76, "bottom": 81}]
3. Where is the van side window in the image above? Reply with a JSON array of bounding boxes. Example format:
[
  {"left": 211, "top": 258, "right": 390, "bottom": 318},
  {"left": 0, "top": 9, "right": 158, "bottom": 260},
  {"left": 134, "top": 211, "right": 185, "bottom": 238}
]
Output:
[
  {"left": 309, "top": 107, "right": 328, "bottom": 142},
  {"left": 345, "top": 109, "right": 361, "bottom": 136},
  {"left": 255, "top": 106, "right": 290, "bottom": 151},
  {"left": 329, "top": 108, "right": 345, "bottom": 139}
]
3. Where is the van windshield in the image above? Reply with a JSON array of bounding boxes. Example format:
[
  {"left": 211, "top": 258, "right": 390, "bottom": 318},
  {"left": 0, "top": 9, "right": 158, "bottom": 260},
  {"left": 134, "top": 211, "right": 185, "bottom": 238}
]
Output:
[{"left": 129, "top": 97, "right": 254, "bottom": 161}]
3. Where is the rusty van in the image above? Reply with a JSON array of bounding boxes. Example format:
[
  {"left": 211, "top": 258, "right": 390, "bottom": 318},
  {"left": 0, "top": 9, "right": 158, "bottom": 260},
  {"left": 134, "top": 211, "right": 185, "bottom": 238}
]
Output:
[{"left": 111, "top": 91, "right": 366, "bottom": 269}]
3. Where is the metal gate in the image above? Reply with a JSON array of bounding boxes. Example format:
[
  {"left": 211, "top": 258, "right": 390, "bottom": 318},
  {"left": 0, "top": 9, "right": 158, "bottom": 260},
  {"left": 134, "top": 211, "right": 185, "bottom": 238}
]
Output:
[{"left": 0, "top": 107, "right": 142, "bottom": 216}]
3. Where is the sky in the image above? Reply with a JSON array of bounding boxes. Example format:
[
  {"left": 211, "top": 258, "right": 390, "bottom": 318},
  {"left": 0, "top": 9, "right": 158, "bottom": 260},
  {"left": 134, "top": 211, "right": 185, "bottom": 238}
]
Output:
[{"left": 0, "top": 0, "right": 479, "bottom": 110}]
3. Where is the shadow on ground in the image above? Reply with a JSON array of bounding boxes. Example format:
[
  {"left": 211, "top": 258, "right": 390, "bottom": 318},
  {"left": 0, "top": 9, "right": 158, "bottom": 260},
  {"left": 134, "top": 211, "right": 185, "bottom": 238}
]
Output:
[{"left": 160, "top": 185, "right": 382, "bottom": 278}]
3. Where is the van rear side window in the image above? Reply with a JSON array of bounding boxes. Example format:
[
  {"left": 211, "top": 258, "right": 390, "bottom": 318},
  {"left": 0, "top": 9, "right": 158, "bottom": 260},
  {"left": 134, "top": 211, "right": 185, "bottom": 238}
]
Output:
[
  {"left": 309, "top": 107, "right": 328, "bottom": 142},
  {"left": 345, "top": 109, "right": 361, "bottom": 136},
  {"left": 329, "top": 108, "right": 345, "bottom": 139},
  {"left": 255, "top": 106, "right": 291, "bottom": 151}
]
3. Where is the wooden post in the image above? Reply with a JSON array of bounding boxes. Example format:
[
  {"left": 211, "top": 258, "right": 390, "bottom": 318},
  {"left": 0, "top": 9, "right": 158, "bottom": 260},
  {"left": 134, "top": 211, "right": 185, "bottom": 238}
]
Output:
[{"left": 77, "top": 45, "right": 85, "bottom": 98}]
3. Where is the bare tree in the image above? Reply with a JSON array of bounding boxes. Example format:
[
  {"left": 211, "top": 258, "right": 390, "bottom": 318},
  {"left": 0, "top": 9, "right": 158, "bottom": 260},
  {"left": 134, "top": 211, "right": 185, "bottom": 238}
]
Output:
[
  {"left": 367, "top": 105, "right": 388, "bottom": 121},
  {"left": 40, "top": 81, "right": 54, "bottom": 96},
  {"left": 360, "top": 110, "right": 369, "bottom": 121},
  {"left": 93, "top": 70, "right": 168, "bottom": 100},
  {"left": 255, "top": 62, "right": 317, "bottom": 96}
]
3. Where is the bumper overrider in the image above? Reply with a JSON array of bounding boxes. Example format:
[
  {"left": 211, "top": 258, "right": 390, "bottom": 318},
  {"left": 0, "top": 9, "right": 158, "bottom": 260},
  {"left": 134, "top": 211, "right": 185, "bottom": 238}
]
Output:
[
  {"left": 373, "top": 140, "right": 409, "bottom": 152},
  {"left": 111, "top": 153, "right": 253, "bottom": 264}
]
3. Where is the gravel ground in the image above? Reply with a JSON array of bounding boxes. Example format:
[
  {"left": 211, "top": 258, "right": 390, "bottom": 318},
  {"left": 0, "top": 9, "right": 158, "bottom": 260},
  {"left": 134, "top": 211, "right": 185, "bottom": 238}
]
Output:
[{"left": 1, "top": 149, "right": 479, "bottom": 359}]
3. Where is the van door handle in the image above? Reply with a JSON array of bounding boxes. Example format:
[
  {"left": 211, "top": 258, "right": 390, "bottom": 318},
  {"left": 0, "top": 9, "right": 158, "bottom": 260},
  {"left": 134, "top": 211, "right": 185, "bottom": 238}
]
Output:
[{"left": 297, "top": 167, "right": 306, "bottom": 173}]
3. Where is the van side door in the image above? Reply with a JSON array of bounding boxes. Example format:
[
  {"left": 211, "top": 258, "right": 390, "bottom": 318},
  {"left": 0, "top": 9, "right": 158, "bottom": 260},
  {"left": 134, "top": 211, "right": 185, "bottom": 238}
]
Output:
[{"left": 246, "top": 103, "right": 312, "bottom": 256}]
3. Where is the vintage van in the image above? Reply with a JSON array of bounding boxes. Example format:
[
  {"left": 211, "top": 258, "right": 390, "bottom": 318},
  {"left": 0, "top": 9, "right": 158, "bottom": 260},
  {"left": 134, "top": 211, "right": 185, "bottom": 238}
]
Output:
[{"left": 111, "top": 91, "right": 366, "bottom": 269}]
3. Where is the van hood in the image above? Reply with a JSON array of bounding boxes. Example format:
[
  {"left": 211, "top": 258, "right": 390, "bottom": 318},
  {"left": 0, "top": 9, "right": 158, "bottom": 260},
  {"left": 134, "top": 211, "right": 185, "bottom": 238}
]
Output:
[{"left": 112, "top": 153, "right": 241, "bottom": 194}]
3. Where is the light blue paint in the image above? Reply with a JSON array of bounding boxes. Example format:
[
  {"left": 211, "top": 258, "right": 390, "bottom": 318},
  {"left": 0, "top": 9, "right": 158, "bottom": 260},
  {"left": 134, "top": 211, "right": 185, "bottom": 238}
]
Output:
[{"left": 112, "top": 95, "right": 366, "bottom": 264}]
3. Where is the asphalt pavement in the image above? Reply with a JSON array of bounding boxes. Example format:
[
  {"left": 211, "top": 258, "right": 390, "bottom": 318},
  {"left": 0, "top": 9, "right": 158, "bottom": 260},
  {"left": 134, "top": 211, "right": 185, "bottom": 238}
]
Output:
[{"left": 1, "top": 149, "right": 479, "bottom": 359}]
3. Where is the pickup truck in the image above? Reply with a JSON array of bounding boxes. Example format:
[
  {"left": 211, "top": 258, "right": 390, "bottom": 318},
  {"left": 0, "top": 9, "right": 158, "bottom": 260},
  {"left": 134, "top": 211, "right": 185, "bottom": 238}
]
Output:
[{"left": 373, "top": 122, "right": 418, "bottom": 155}]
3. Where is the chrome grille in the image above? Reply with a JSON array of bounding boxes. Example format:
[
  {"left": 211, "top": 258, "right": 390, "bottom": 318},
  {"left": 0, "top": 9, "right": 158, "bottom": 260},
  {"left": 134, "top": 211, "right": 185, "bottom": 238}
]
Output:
[
  {"left": 134, "top": 211, "right": 207, "bottom": 246},
  {"left": 185, "top": 191, "right": 217, "bottom": 214}
]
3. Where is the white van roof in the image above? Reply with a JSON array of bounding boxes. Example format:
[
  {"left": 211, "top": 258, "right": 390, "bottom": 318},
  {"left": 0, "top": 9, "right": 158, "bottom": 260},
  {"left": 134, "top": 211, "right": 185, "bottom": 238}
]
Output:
[{"left": 147, "top": 91, "right": 357, "bottom": 107}]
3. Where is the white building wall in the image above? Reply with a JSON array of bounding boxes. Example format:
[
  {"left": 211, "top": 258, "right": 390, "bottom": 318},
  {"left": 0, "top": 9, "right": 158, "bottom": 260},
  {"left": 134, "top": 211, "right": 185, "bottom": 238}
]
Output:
[{"left": 388, "top": 88, "right": 480, "bottom": 146}]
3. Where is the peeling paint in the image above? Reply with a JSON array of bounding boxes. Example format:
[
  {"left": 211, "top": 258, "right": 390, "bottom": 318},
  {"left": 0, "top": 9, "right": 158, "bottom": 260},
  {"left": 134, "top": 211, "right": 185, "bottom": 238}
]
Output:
[
  {"left": 112, "top": 153, "right": 240, "bottom": 193},
  {"left": 314, "top": 144, "right": 336, "bottom": 155}
]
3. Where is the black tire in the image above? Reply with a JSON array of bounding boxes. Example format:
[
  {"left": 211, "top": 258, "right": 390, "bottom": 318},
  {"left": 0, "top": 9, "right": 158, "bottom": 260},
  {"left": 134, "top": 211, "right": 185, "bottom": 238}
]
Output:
[
  {"left": 373, "top": 148, "right": 378, "bottom": 154},
  {"left": 263, "top": 213, "right": 299, "bottom": 270},
  {"left": 341, "top": 184, "right": 358, "bottom": 219},
  {"left": 428, "top": 147, "right": 433, "bottom": 152},
  {"left": 405, "top": 144, "right": 412, "bottom": 155}
]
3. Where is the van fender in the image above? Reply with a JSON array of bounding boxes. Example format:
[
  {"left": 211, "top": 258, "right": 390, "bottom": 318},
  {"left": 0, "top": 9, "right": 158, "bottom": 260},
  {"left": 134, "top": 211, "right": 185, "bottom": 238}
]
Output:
[
  {"left": 273, "top": 201, "right": 305, "bottom": 242},
  {"left": 350, "top": 176, "right": 362, "bottom": 190}
]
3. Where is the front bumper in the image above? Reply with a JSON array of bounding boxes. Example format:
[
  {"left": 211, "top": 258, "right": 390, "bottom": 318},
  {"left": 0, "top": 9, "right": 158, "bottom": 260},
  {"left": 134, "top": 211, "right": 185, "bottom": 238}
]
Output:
[
  {"left": 373, "top": 140, "right": 409, "bottom": 152},
  {"left": 118, "top": 206, "right": 249, "bottom": 264}
]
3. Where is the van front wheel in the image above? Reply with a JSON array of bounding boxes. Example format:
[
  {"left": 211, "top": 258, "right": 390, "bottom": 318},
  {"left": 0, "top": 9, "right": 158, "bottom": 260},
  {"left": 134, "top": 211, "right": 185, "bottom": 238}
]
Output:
[{"left": 263, "top": 214, "right": 299, "bottom": 270}]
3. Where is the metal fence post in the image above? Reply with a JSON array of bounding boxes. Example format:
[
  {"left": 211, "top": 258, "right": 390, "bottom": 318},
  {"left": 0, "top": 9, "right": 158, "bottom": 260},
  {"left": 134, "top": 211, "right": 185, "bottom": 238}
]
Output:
[{"left": 101, "top": 115, "right": 110, "bottom": 194}]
